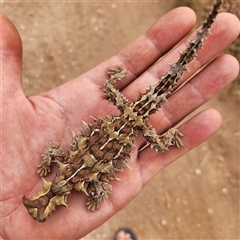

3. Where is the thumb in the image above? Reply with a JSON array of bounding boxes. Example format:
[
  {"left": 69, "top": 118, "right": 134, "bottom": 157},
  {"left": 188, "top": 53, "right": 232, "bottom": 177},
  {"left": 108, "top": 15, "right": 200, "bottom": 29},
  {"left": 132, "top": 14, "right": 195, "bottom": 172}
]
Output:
[{"left": 1, "top": 14, "right": 23, "bottom": 99}]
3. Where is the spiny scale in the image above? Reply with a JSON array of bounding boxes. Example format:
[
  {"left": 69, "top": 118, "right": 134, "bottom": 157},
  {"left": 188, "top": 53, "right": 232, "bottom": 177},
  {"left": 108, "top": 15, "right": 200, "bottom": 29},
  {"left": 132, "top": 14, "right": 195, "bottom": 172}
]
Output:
[{"left": 23, "top": 0, "right": 222, "bottom": 222}]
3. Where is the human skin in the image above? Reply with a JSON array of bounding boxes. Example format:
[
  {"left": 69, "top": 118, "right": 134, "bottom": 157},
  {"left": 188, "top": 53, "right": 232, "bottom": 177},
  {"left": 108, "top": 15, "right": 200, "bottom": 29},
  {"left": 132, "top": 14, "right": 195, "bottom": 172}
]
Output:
[{"left": 1, "top": 7, "right": 239, "bottom": 239}]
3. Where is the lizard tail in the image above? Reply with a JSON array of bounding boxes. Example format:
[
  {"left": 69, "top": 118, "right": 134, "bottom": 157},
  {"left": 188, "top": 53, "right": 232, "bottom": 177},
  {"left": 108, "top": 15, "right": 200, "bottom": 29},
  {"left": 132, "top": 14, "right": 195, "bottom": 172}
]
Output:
[{"left": 23, "top": 178, "right": 69, "bottom": 222}]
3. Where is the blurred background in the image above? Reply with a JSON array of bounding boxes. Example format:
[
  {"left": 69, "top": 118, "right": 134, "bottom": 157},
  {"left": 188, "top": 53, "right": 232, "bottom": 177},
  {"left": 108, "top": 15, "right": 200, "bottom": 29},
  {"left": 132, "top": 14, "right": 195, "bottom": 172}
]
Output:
[{"left": 2, "top": 0, "right": 239, "bottom": 239}]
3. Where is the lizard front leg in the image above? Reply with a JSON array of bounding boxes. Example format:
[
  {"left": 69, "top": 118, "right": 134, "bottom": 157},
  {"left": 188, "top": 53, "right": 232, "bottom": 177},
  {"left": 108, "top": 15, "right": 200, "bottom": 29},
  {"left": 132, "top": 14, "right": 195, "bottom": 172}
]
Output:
[
  {"left": 37, "top": 142, "right": 68, "bottom": 177},
  {"left": 139, "top": 121, "right": 183, "bottom": 152},
  {"left": 104, "top": 66, "right": 130, "bottom": 113}
]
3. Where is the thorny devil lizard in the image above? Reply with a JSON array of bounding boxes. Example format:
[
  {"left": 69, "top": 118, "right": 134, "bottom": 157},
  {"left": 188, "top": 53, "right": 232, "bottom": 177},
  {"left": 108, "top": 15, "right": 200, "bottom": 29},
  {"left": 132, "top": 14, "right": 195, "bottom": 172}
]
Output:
[{"left": 23, "top": 0, "right": 223, "bottom": 222}]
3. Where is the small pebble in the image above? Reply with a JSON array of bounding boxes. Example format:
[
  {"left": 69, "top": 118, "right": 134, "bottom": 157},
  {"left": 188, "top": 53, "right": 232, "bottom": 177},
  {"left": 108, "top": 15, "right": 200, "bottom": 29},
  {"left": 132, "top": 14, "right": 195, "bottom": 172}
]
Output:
[
  {"left": 60, "top": 74, "right": 66, "bottom": 80},
  {"left": 39, "top": 57, "right": 44, "bottom": 63},
  {"left": 176, "top": 217, "right": 182, "bottom": 223},
  {"left": 19, "top": 24, "right": 26, "bottom": 30},
  {"left": 222, "top": 188, "right": 228, "bottom": 193},
  {"left": 161, "top": 220, "right": 167, "bottom": 226},
  {"left": 196, "top": 223, "right": 201, "bottom": 228},
  {"left": 195, "top": 169, "right": 202, "bottom": 175},
  {"left": 111, "top": 3, "right": 116, "bottom": 8},
  {"left": 208, "top": 208, "right": 213, "bottom": 214}
]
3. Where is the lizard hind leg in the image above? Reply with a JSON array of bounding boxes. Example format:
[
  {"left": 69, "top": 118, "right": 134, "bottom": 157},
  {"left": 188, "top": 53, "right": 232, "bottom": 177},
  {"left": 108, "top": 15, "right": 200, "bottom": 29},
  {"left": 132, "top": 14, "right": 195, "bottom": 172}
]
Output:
[
  {"left": 140, "top": 121, "right": 183, "bottom": 152},
  {"left": 161, "top": 128, "right": 184, "bottom": 149},
  {"left": 86, "top": 181, "right": 112, "bottom": 211},
  {"left": 37, "top": 142, "right": 68, "bottom": 177}
]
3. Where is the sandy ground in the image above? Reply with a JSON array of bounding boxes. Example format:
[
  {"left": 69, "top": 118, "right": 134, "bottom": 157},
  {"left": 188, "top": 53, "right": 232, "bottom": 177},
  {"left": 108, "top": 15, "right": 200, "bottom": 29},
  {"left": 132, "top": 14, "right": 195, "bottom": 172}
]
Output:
[{"left": 2, "top": 1, "right": 239, "bottom": 239}]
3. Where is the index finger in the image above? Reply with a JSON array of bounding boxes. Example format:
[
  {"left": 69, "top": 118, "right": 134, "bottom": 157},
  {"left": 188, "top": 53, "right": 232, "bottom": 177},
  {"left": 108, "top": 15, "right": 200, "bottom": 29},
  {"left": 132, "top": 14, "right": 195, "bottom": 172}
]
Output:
[{"left": 87, "top": 7, "right": 196, "bottom": 88}]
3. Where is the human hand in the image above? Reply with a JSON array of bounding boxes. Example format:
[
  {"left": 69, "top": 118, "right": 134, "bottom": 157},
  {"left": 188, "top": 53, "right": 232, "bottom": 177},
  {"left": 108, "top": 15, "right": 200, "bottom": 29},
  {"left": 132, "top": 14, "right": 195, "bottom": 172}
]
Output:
[{"left": 1, "top": 6, "right": 239, "bottom": 239}]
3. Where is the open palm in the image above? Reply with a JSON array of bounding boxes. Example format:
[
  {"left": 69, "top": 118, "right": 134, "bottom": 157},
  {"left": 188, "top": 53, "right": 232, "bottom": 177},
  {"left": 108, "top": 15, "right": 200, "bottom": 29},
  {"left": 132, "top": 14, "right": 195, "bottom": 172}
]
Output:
[{"left": 1, "top": 8, "right": 239, "bottom": 239}]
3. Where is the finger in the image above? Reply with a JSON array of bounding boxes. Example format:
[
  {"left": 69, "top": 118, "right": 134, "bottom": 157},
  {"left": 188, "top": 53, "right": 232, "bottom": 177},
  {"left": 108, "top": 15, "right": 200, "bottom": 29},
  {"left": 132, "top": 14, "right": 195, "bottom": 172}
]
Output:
[
  {"left": 122, "top": 12, "right": 240, "bottom": 100},
  {"left": 1, "top": 14, "right": 23, "bottom": 98},
  {"left": 138, "top": 109, "right": 222, "bottom": 185},
  {"left": 163, "top": 54, "right": 239, "bottom": 124},
  {"left": 83, "top": 7, "right": 196, "bottom": 88}
]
